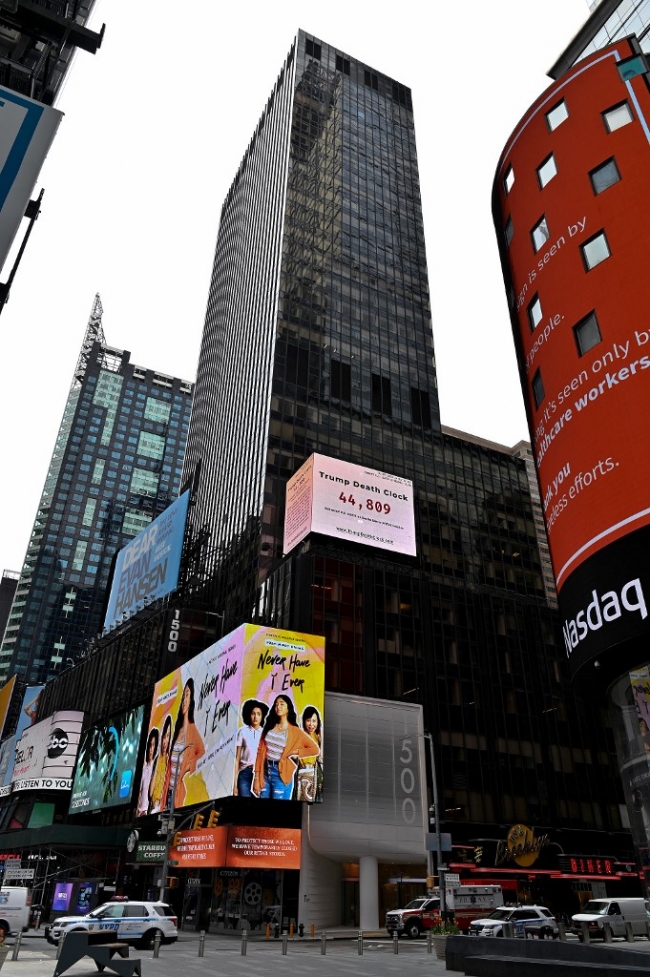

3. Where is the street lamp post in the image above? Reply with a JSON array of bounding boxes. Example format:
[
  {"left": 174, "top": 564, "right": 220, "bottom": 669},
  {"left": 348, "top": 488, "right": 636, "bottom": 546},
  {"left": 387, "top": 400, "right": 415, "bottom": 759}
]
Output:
[
  {"left": 158, "top": 744, "right": 193, "bottom": 901},
  {"left": 423, "top": 731, "right": 447, "bottom": 919}
]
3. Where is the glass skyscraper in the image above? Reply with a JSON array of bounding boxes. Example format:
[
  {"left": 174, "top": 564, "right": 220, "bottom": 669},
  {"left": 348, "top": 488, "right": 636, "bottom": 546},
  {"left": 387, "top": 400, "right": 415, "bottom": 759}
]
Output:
[
  {"left": 0, "top": 295, "right": 193, "bottom": 685},
  {"left": 550, "top": 0, "right": 650, "bottom": 78},
  {"left": 182, "top": 29, "right": 628, "bottom": 881}
]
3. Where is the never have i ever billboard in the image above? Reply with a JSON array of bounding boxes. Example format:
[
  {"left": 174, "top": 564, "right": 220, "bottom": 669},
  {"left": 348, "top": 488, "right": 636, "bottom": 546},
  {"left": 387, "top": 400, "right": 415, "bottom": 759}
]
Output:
[{"left": 137, "top": 624, "right": 325, "bottom": 813}]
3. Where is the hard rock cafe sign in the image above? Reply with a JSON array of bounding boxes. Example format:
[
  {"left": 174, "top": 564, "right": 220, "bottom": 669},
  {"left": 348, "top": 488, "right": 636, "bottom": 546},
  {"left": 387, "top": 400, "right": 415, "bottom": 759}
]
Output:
[{"left": 495, "top": 823, "right": 550, "bottom": 868}]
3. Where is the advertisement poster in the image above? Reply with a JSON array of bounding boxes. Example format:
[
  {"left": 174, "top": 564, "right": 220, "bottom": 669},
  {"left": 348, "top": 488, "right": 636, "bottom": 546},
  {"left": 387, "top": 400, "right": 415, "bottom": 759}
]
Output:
[
  {"left": 137, "top": 624, "right": 325, "bottom": 813},
  {"left": 0, "top": 676, "right": 16, "bottom": 741},
  {"left": 0, "top": 86, "right": 62, "bottom": 272},
  {"left": 16, "top": 685, "right": 44, "bottom": 738},
  {"left": 52, "top": 882, "right": 74, "bottom": 913},
  {"left": 284, "top": 453, "right": 416, "bottom": 557},
  {"left": 69, "top": 705, "right": 144, "bottom": 813},
  {"left": 103, "top": 490, "right": 190, "bottom": 630},
  {"left": 12, "top": 711, "right": 83, "bottom": 792},
  {"left": 493, "top": 42, "right": 650, "bottom": 679},
  {"left": 76, "top": 883, "right": 95, "bottom": 914},
  {"left": 168, "top": 825, "right": 301, "bottom": 870}
]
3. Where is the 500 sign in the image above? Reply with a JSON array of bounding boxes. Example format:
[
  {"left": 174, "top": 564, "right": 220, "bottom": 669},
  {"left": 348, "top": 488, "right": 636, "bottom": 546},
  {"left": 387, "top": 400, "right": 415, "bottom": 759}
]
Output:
[{"left": 399, "top": 738, "right": 417, "bottom": 825}]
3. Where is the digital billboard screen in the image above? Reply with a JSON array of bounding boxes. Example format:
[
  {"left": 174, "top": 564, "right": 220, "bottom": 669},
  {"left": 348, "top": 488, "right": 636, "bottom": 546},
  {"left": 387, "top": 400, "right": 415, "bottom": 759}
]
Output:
[
  {"left": 492, "top": 40, "right": 650, "bottom": 680},
  {"left": 103, "top": 490, "right": 190, "bottom": 630},
  {"left": 12, "top": 711, "right": 83, "bottom": 792},
  {"left": 137, "top": 624, "right": 325, "bottom": 813},
  {"left": 0, "top": 676, "right": 16, "bottom": 741},
  {"left": 167, "top": 825, "right": 301, "bottom": 870},
  {"left": 283, "top": 453, "right": 416, "bottom": 557},
  {"left": 69, "top": 705, "right": 145, "bottom": 813},
  {"left": 0, "top": 86, "right": 62, "bottom": 273}
]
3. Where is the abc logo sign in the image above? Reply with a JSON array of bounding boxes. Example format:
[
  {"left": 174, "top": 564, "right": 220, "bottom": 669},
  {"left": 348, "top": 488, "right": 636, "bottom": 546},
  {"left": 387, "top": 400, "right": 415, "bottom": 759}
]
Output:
[{"left": 47, "top": 728, "right": 69, "bottom": 759}]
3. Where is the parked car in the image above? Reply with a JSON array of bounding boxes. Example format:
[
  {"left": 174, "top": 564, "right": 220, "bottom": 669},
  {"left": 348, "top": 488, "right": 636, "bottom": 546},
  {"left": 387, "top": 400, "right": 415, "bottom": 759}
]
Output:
[
  {"left": 0, "top": 887, "right": 31, "bottom": 938},
  {"left": 468, "top": 905, "right": 558, "bottom": 939},
  {"left": 571, "top": 898, "right": 650, "bottom": 939},
  {"left": 46, "top": 900, "right": 178, "bottom": 949}
]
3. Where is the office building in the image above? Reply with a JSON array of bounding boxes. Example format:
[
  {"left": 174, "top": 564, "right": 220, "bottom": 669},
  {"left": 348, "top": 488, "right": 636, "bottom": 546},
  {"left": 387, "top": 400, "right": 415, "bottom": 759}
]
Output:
[
  {"left": 178, "top": 29, "right": 632, "bottom": 920},
  {"left": 0, "top": 294, "right": 193, "bottom": 685},
  {"left": 550, "top": 0, "right": 650, "bottom": 79},
  {"left": 493, "top": 31, "right": 650, "bottom": 886},
  {"left": 0, "top": 571, "right": 19, "bottom": 645},
  {"left": 0, "top": 30, "right": 636, "bottom": 932}
]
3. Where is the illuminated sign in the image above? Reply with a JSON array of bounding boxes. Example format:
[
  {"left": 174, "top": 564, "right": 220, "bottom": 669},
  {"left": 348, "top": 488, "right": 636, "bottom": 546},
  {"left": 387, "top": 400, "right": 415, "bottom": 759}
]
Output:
[
  {"left": 492, "top": 39, "right": 650, "bottom": 680},
  {"left": 137, "top": 624, "right": 325, "bottom": 812},
  {"left": 135, "top": 843, "right": 166, "bottom": 864},
  {"left": 284, "top": 453, "right": 416, "bottom": 557},
  {"left": 52, "top": 883, "right": 73, "bottom": 913},
  {"left": 495, "top": 824, "right": 549, "bottom": 868},
  {"left": 11, "top": 711, "right": 83, "bottom": 792},
  {"left": 103, "top": 491, "right": 190, "bottom": 630},
  {"left": 69, "top": 706, "right": 144, "bottom": 812},
  {"left": 169, "top": 826, "right": 301, "bottom": 870},
  {"left": 558, "top": 856, "right": 615, "bottom": 876}
]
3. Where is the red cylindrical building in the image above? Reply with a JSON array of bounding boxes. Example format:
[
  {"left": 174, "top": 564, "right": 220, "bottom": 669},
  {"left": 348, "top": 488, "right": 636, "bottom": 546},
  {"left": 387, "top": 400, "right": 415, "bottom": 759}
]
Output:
[{"left": 493, "top": 37, "right": 650, "bottom": 690}]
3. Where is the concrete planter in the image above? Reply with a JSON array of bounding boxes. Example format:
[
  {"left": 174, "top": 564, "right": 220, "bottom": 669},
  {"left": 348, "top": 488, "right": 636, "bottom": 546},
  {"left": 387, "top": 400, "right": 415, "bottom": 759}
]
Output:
[{"left": 432, "top": 935, "right": 448, "bottom": 960}]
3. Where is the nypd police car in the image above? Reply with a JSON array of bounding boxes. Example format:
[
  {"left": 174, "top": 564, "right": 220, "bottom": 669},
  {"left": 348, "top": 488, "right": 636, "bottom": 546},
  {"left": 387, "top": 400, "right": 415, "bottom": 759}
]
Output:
[{"left": 46, "top": 900, "right": 178, "bottom": 948}]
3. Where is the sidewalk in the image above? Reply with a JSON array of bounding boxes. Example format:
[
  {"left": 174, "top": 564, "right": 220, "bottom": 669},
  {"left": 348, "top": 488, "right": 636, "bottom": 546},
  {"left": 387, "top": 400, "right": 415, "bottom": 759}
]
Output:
[{"left": 0, "top": 932, "right": 450, "bottom": 977}]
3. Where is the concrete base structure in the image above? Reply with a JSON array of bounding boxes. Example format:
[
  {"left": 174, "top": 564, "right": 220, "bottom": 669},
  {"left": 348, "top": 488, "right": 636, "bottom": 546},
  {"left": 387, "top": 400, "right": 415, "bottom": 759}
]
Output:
[{"left": 359, "top": 856, "right": 379, "bottom": 931}]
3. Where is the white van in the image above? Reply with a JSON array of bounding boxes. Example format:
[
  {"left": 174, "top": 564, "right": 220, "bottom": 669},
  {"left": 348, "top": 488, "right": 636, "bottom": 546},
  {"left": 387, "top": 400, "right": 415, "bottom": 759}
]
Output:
[
  {"left": 571, "top": 897, "right": 650, "bottom": 939},
  {"left": 0, "top": 887, "right": 31, "bottom": 937}
]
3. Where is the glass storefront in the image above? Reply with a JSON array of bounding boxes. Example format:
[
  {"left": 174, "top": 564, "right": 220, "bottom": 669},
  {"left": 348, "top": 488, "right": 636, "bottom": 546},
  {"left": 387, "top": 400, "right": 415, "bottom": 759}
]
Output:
[
  {"left": 607, "top": 666, "right": 650, "bottom": 892},
  {"left": 179, "top": 868, "right": 289, "bottom": 933}
]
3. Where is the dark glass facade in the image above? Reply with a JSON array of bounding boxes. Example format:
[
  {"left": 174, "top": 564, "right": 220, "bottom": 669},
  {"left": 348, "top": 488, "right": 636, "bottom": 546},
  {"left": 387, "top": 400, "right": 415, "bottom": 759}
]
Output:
[
  {"left": 181, "top": 30, "right": 628, "bottom": 855},
  {"left": 0, "top": 295, "right": 193, "bottom": 685}
]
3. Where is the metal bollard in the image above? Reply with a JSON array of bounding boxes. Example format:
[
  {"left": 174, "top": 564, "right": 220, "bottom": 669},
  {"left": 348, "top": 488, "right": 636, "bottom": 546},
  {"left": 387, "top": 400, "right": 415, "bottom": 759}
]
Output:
[
  {"left": 241, "top": 929, "right": 247, "bottom": 956},
  {"left": 266, "top": 923, "right": 271, "bottom": 940},
  {"left": 427, "top": 931, "right": 433, "bottom": 954},
  {"left": 198, "top": 930, "right": 205, "bottom": 957},
  {"left": 56, "top": 933, "right": 66, "bottom": 960},
  {"left": 358, "top": 929, "right": 363, "bottom": 955},
  {"left": 282, "top": 932, "right": 288, "bottom": 955},
  {"left": 11, "top": 931, "right": 22, "bottom": 961},
  {"left": 321, "top": 930, "right": 326, "bottom": 955},
  {"left": 603, "top": 922, "right": 613, "bottom": 943},
  {"left": 153, "top": 929, "right": 162, "bottom": 958},
  {"left": 558, "top": 921, "right": 567, "bottom": 942},
  {"left": 625, "top": 921, "right": 634, "bottom": 943},
  {"left": 311, "top": 923, "right": 315, "bottom": 939},
  {"left": 580, "top": 922, "right": 590, "bottom": 945},
  {"left": 502, "top": 923, "right": 513, "bottom": 939},
  {"left": 393, "top": 932, "right": 399, "bottom": 954}
]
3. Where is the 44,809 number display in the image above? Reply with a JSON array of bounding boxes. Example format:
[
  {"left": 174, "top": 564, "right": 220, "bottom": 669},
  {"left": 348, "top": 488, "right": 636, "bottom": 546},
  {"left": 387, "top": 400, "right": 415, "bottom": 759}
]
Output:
[{"left": 339, "top": 492, "right": 391, "bottom": 515}]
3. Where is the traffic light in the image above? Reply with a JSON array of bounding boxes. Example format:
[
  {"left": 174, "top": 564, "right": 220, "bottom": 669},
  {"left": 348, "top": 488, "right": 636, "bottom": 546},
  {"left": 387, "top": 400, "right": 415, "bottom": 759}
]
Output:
[
  {"left": 193, "top": 813, "right": 205, "bottom": 829},
  {"left": 207, "top": 809, "right": 220, "bottom": 828},
  {"left": 166, "top": 876, "right": 179, "bottom": 889}
]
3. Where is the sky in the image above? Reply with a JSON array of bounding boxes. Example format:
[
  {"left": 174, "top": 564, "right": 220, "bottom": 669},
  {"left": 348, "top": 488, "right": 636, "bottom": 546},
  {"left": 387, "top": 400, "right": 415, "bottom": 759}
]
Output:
[{"left": 0, "top": 0, "right": 591, "bottom": 574}]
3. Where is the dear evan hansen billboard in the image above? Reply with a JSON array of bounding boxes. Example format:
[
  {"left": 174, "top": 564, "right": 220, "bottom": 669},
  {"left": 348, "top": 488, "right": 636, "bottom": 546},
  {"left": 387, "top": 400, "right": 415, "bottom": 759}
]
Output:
[{"left": 104, "top": 491, "right": 190, "bottom": 629}]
